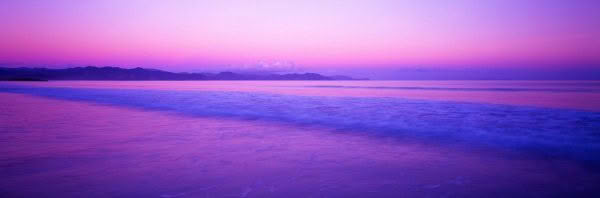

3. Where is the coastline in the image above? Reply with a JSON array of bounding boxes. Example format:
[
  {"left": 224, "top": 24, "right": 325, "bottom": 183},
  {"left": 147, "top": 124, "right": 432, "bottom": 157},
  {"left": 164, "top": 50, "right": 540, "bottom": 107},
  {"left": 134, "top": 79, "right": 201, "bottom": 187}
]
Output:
[{"left": 2, "top": 92, "right": 599, "bottom": 197}]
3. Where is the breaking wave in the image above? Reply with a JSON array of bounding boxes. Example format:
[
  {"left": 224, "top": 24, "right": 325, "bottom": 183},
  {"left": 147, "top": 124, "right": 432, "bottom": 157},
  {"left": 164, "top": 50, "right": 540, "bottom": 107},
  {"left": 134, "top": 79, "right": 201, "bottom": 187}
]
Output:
[
  {"left": 298, "top": 85, "right": 600, "bottom": 93},
  {"left": 2, "top": 84, "right": 599, "bottom": 161}
]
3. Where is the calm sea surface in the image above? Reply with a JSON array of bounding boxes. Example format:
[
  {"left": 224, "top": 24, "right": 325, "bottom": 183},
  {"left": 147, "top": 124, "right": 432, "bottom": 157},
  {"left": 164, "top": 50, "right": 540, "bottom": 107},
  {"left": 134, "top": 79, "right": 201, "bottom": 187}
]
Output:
[{"left": 1, "top": 81, "right": 600, "bottom": 197}]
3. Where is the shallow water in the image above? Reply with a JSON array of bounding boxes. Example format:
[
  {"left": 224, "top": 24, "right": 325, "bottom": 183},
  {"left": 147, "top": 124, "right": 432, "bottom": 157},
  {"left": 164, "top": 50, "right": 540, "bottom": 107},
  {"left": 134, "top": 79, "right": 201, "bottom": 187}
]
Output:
[
  {"left": 8, "top": 80, "right": 600, "bottom": 110},
  {"left": 1, "top": 81, "right": 600, "bottom": 197}
]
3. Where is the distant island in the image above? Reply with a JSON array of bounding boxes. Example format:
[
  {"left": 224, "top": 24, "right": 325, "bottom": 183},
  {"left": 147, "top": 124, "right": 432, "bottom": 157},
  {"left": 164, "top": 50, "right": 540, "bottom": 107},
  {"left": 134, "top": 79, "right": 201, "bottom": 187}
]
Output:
[{"left": 0, "top": 66, "right": 368, "bottom": 81}]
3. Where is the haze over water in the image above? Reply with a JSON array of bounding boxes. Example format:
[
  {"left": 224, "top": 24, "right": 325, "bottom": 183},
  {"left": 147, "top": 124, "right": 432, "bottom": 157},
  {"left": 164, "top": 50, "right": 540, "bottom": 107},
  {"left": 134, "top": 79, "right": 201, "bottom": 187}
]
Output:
[{"left": 1, "top": 81, "right": 600, "bottom": 197}]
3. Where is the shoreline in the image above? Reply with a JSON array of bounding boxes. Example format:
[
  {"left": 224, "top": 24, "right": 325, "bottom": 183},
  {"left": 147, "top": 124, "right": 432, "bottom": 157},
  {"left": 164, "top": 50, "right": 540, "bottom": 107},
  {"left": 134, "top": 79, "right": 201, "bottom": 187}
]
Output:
[{"left": 2, "top": 92, "right": 600, "bottom": 197}]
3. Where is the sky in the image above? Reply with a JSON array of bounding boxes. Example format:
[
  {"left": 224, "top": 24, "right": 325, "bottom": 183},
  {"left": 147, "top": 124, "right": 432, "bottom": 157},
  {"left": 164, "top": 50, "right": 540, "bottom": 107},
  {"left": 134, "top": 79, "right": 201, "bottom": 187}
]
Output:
[{"left": 1, "top": 0, "right": 599, "bottom": 79}]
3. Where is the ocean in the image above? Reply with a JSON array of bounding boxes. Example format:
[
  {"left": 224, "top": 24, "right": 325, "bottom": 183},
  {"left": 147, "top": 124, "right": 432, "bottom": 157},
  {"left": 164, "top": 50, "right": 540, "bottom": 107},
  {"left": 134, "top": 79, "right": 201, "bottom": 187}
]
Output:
[{"left": 1, "top": 80, "right": 600, "bottom": 197}]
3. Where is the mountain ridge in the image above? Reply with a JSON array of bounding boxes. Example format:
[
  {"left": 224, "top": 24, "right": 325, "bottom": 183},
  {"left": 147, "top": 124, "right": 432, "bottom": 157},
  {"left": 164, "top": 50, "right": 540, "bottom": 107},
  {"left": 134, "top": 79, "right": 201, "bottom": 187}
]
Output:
[{"left": 0, "top": 66, "right": 368, "bottom": 81}]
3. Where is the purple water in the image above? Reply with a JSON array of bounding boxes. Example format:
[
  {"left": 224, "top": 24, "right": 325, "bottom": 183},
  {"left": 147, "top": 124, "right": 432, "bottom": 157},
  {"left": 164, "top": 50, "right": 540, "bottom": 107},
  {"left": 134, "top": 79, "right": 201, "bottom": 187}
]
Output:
[{"left": 1, "top": 81, "right": 600, "bottom": 197}]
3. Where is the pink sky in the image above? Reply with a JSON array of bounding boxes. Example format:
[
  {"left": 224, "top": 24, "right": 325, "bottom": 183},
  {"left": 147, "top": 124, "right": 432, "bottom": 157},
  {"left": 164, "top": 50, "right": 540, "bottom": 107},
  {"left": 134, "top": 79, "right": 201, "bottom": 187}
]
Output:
[{"left": 1, "top": 0, "right": 599, "bottom": 71}]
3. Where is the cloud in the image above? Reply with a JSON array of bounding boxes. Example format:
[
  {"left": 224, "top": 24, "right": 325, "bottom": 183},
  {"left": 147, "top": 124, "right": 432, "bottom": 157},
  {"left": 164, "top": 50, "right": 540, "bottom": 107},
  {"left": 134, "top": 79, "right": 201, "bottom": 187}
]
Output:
[{"left": 223, "top": 60, "right": 303, "bottom": 74}]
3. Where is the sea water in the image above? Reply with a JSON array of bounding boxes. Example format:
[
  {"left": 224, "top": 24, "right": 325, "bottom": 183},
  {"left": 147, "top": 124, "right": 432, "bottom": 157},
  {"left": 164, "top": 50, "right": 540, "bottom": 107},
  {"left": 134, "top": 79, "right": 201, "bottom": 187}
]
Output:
[{"left": 1, "top": 81, "right": 600, "bottom": 197}]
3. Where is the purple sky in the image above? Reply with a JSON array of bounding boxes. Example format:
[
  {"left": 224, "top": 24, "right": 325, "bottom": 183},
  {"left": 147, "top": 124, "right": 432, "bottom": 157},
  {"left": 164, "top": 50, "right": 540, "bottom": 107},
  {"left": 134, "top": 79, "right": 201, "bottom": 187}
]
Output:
[{"left": 1, "top": 0, "right": 599, "bottom": 79}]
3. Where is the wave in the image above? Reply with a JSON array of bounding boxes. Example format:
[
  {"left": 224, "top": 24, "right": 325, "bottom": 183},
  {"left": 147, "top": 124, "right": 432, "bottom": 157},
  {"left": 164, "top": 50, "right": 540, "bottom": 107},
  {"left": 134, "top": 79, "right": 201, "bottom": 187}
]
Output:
[
  {"left": 2, "top": 84, "right": 600, "bottom": 162},
  {"left": 298, "top": 85, "right": 600, "bottom": 93}
]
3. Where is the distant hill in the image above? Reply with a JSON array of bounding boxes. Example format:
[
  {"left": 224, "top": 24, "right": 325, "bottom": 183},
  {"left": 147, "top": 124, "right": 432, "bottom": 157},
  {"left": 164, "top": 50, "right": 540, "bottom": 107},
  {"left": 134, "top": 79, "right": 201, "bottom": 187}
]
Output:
[{"left": 0, "top": 66, "right": 367, "bottom": 81}]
